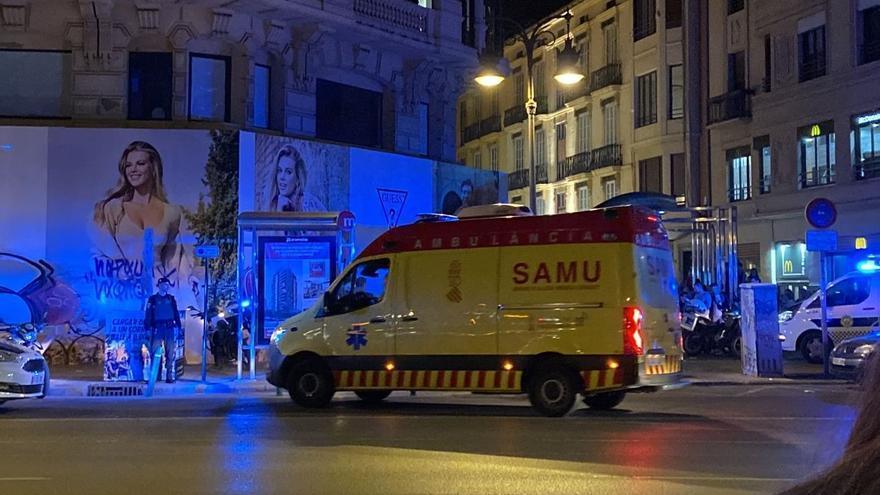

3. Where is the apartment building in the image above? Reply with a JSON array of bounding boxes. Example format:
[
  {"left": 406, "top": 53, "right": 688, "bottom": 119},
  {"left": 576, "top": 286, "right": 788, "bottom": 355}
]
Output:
[
  {"left": 457, "top": 0, "right": 686, "bottom": 214},
  {"left": 698, "top": 0, "right": 880, "bottom": 292},
  {"left": 0, "top": 0, "right": 483, "bottom": 161}
]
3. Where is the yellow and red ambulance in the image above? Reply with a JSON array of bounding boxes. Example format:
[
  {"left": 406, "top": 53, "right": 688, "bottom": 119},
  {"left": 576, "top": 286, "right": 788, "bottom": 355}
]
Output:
[{"left": 267, "top": 205, "right": 683, "bottom": 416}]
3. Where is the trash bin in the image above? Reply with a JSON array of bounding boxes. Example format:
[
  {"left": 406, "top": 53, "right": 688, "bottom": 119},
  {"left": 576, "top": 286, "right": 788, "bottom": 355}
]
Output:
[{"left": 740, "top": 283, "right": 783, "bottom": 377}]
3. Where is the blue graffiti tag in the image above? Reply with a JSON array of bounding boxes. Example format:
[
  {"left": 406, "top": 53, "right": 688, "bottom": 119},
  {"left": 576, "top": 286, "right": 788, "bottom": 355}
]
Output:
[{"left": 345, "top": 325, "right": 368, "bottom": 351}]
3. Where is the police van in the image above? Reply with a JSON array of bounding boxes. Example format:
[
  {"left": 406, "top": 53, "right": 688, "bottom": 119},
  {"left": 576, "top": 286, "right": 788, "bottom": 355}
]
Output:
[{"left": 267, "top": 205, "right": 683, "bottom": 416}]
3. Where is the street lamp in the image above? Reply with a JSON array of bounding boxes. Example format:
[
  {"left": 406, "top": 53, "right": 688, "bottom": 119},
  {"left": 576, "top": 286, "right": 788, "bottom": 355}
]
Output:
[{"left": 475, "top": 11, "right": 583, "bottom": 213}]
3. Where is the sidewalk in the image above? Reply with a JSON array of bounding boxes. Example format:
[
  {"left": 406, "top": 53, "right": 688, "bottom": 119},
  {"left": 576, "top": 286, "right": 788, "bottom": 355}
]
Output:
[
  {"left": 49, "top": 365, "right": 280, "bottom": 397},
  {"left": 682, "top": 355, "right": 849, "bottom": 386}
]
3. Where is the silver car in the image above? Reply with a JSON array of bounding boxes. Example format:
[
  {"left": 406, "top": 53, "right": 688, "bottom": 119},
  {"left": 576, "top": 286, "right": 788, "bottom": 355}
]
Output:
[
  {"left": 0, "top": 338, "right": 49, "bottom": 405},
  {"left": 830, "top": 331, "right": 880, "bottom": 382}
]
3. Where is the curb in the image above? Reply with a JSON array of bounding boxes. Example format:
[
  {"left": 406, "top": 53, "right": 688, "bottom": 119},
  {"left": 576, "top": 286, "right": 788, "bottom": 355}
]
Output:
[
  {"left": 684, "top": 378, "right": 851, "bottom": 387},
  {"left": 48, "top": 379, "right": 279, "bottom": 397}
]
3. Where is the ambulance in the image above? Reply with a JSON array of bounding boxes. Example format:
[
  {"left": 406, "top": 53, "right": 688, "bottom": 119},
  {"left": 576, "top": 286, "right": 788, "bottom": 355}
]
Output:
[{"left": 267, "top": 204, "right": 683, "bottom": 416}]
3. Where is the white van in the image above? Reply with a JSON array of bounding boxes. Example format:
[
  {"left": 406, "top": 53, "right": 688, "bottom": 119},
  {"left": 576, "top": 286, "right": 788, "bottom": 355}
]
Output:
[{"left": 779, "top": 272, "right": 880, "bottom": 363}]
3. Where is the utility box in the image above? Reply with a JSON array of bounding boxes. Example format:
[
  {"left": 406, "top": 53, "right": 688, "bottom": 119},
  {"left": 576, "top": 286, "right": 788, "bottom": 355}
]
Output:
[{"left": 740, "top": 283, "right": 784, "bottom": 377}]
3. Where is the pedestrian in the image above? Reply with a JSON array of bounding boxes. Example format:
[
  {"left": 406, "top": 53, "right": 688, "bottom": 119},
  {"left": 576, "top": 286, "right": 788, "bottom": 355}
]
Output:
[
  {"left": 144, "top": 277, "right": 181, "bottom": 384},
  {"left": 747, "top": 268, "right": 762, "bottom": 283},
  {"left": 780, "top": 288, "right": 796, "bottom": 310},
  {"left": 780, "top": 355, "right": 880, "bottom": 494}
]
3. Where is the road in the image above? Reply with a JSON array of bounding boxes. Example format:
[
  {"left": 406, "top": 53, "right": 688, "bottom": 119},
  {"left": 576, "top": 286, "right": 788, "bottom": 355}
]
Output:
[{"left": 0, "top": 384, "right": 859, "bottom": 495}]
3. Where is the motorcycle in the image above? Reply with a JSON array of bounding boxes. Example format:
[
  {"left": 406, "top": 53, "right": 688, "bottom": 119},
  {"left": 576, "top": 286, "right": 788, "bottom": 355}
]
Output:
[
  {"left": 0, "top": 322, "right": 44, "bottom": 354},
  {"left": 681, "top": 305, "right": 742, "bottom": 358}
]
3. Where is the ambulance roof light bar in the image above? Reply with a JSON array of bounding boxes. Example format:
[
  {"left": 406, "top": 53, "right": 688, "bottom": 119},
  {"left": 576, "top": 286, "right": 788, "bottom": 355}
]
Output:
[
  {"left": 414, "top": 213, "right": 459, "bottom": 224},
  {"left": 457, "top": 204, "right": 533, "bottom": 220}
]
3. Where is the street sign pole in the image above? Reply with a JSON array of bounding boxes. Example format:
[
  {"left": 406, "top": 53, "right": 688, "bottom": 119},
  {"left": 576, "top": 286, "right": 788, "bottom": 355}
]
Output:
[
  {"left": 819, "top": 252, "right": 830, "bottom": 378},
  {"left": 201, "top": 257, "right": 209, "bottom": 383}
]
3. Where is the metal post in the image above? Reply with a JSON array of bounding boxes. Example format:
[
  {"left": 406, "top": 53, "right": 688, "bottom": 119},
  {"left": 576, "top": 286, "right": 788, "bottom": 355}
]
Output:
[
  {"left": 820, "top": 252, "right": 830, "bottom": 377},
  {"left": 525, "top": 55, "right": 538, "bottom": 213},
  {"left": 201, "top": 258, "right": 209, "bottom": 383},
  {"left": 236, "top": 226, "right": 244, "bottom": 380}
]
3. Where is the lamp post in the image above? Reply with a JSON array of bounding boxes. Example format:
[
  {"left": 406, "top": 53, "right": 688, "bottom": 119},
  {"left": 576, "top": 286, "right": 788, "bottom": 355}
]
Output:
[{"left": 475, "top": 11, "right": 584, "bottom": 213}]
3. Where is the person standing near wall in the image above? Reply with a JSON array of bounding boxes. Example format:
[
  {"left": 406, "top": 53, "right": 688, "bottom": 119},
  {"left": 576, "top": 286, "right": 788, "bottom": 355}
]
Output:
[{"left": 144, "top": 277, "right": 181, "bottom": 383}]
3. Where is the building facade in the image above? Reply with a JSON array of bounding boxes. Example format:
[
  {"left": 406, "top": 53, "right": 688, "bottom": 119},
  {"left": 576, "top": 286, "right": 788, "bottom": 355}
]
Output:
[
  {"left": 457, "top": 0, "right": 686, "bottom": 214},
  {"left": 698, "top": 0, "right": 880, "bottom": 293},
  {"left": 0, "top": 0, "right": 483, "bottom": 161}
]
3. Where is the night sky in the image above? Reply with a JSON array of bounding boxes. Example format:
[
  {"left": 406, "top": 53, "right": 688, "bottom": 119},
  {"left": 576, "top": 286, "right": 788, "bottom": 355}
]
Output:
[{"left": 498, "top": 0, "right": 572, "bottom": 28}]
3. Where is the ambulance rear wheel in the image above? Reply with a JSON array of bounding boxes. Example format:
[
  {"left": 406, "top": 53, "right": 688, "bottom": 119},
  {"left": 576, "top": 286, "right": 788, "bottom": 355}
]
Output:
[
  {"left": 355, "top": 390, "right": 392, "bottom": 403},
  {"left": 527, "top": 367, "right": 578, "bottom": 417},
  {"left": 287, "top": 360, "right": 335, "bottom": 408},
  {"left": 582, "top": 391, "right": 626, "bottom": 410}
]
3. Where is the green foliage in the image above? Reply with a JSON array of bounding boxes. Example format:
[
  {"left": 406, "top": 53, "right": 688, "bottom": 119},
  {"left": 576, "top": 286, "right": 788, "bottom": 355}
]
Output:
[{"left": 184, "top": 129, "right": 239, "bottom": 304}]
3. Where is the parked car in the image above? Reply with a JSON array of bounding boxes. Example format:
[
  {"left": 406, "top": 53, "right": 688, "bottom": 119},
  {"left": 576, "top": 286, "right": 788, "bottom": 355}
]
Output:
[
  {"left": 830, "top": 331, "right": 880, "bottom": 382},
  {"left": 779, "top": 272, "right": 880, "bottom": 363},
  {"left": 0, "top": 337, "right": 49, "bottom": 405}
]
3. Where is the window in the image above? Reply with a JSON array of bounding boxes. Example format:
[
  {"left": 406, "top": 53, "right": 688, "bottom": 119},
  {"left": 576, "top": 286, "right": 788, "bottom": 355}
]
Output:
[
  {"left": 603, "top": 20, "right": 618, "bottom": 64},
  {"left": 512, "top": 195, "right": 523, "bottom": 204},
  {"left": 669, "top": 64, "right": 684, "bottom": 119},
  {"left": 513, "top": 134, "right": 524, "bottom": 171},
  {"left": 534, "top": 59, "right": 546, "bottom": 100},
  {"left": 763, "top": 35, "right": 772, "bottom": 92},
  {"left": 603, "top": 99, "right": 618, "bottom": 145},
  {"left": 189, "top": 54, "right": 230, "bottom": 121},
  {"left": 555, "top": 189, "right": 568, "bottom": 214},
  {"left": 536, "top": 128, "right": 546, "bottom": 167},
  {"left": 639, "top": 156, "right": 663, "bottom": 193},
  {"left": 253, "top": 64, "right": 270, "bottom": 128},
  {"left": 861, "top": 6, "right": 880, "bottom": 65},
  {"left": 853, "top": 112, "right": 880, "bottom": 180},
  {"left": 812, "top": 276, "right": 872, "bottom": 308},
  {"left": 459, "top": 101, "right": 467, "bottom": 129},
  {"left": 576, "top": 111, "right": 591, "bottom": 154},
  {"left": 514, "top": 70, "right": 525, "bottom": 104},
  {"left": 555, "top": 121, "right": 567, "bottom": 164},
  {"left": 754, "top": 136, "right": 771, "bottom": 193},
  {"left": 473, "top": 151, "right": 482, "bottom": 169},
  {"left": 635, "top": 71, "right": 657, "bottom": 128},
  {"left": 634, "top": 0, "right": 657, "bottom": 41},
  {"left": 128, "top": 52, "right": 172, "bottom": 120},
  {"left": 577, "top": 37, "right": 589, "bottom": 76},
  {"left": 417, "top": 102, "right": 429, "bottom": 156},
  {"left": 670, "top": 153, "right": 686, "bottom": 200},
  {"left": 727, "top": 51, "right": 745, "bottom": 92},
  {"left": 798, "top": 121, "right": 835, "bottom": 188},
  {"left": 536, "top": 192, "right": 545, "bottom": 215},
  {"left": 727, "top": 0, "right": 744, "bottom": 15},
  {"left": 576, "top": 183, "right": 590, "bottom": 211},
  {"left": 489, "top": 144, "right": 499, "bottom": 172},
  {"left": 316, "top": 79, "right": 383, "bottom": 148},
  {"left": 491, "top": 91, "right": 500, "bottom": 116},
  {"left": 666, "top": 0, "right": 682, "bottom": 29},
  {"left": 603, "top": 178, "right": 618, "bottom": 201},
  {"left": 0, "top": 50, "right": 70, "bottom": 118},
  {"left": 324, "top": 259, "right": 391, "bottom": 316},
  {"left": 799, "top": 26, "right": 826, "bottom": 82},
  {"left": 727, "top": 147, "right": 751, "bottom": 201}
]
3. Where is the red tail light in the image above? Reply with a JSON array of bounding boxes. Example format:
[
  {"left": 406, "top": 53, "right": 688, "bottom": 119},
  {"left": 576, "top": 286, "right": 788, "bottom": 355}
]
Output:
[{"left": 623, "top": 307, "right": 644, "bottom": 356}]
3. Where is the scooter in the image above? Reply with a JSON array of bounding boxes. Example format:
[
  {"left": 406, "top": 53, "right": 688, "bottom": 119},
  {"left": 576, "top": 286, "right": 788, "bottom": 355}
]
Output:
[{"left": 681, "top": 306, "right": 742, "bottom": 358}]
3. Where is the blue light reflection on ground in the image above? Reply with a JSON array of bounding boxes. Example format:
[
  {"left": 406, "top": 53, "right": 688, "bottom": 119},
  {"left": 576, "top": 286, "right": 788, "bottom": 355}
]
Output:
[{"left": 218, "top": 399, "right": 279, "bottom": 495}]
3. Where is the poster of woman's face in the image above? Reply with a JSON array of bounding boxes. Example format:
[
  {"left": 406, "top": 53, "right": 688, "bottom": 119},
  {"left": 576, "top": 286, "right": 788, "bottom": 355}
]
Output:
[{"left": 254, "top": 135, "right": 349, "bottom": 213}]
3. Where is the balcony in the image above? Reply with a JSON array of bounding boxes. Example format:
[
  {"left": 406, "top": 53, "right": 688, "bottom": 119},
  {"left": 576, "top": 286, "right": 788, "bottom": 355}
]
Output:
[
  {"left": 504, "top": 104, "right": 526, "bottom": 126},
  {"left": 590, "top": 144, "right": 622, "bottom": 169},
  {"left": 461, "top": 123, "right": 481, "bottom": 143},
  {"left": 564, "top": 82, "right": 589, "bottom": 103},
  {"left": 798, "top": 56, "right": 826, "bottom": 82},
  {"left": 860, "top": 39, "right": 880, "bottom": 65},
  {"left": 707, "top": 90, "right": 752, "bottom": 125},
  {"left": 590, "top": 64, "right": 622, "bottom": 92},
  {"left": 349, "top": 0, "right": 466, "bottom": 48},
  {"left": 479, "top": 115, "right": 501, "bottom": 135},
  {"left": 508, "top": 166, "right": 548, "bottom": 190},
  {"left": 555, "top": 151, "right": 591, "bottom": 181}
]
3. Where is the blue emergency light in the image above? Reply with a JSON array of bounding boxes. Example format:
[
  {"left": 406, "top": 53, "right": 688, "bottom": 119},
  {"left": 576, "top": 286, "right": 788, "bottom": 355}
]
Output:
[
  {"left": 857, "top": 259, "right": 880, "bottom": 273},
  {"left": 240, "top": 299, "right": 251, "bottom": 308}
]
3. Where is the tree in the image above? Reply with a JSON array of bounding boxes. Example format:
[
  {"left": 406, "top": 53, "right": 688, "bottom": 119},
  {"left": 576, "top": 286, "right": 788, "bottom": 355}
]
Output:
[{"left": 185, "top": 129, "right": 239, "bottom": 306}]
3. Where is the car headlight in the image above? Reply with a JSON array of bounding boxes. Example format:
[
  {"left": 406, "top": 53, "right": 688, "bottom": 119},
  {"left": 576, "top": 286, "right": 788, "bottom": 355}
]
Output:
[
  {"left": 270, "top": 326, "right": 286, "bottom": 346},
  {"left": 778, "top": 311, "right": 794, "bottom": 323},
  {"left": 0, "top": 349, "right": 17, "bottom": 362},
  {"left": 855, "top": 344, "right": 876, "bottom": 357}
]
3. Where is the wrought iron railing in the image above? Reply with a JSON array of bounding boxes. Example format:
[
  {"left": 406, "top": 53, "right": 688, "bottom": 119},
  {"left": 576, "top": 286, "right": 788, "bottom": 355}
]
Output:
[
  {"left": 479, "top": 115, "right": 501, "bottom": 136},
  {"left": 854, "top": 159, "right": 880, "bottom": 181},
  {"left": 503, "top": 104, "right": 526, "bottom": 126},
  {"left": 555, "top": 151, "right": 591, "bottom": 181},
  {"left": 589, "top": 63, "right": 622, "bottom": 92},
  {"left": 798, "top": 56, "right": 826, "bottom": 82},
  {"left": 590, "top": 144, "right": 622, "bottom": 169},
  {"left": 509, "top": 169, "right": 529, "bottom": 189},
  {"left": 707, "top": 89, "right": 752, "bottom": 125}
]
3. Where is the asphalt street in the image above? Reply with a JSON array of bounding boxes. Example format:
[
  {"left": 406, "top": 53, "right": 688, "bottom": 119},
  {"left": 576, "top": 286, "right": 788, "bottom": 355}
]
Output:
[{"left": 0, "top": 384, "right": 860, "bottom": 495}]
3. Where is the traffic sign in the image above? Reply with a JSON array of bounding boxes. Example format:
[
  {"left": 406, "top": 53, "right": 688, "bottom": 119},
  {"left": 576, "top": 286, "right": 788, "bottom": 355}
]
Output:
[
  {"left": 194, "top": 244, "right": 220, "bottom": 258},
  {"left": 805, "top": 198, "right": 837, "bottom": 229},
  {"left": 806, "top": 229, "right": 838, "bottom": 252}
]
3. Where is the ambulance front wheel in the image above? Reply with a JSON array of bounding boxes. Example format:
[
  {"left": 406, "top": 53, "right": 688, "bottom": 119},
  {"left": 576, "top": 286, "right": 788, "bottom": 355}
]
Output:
[
  {"left": 582, "top": 390, "right": 626, "bottom": 410},
  {"left": 287, "top": 360, "right": 335, "bottom": 408},
  {"left": 355, "top": 390, "right": 392, "bottom": 403},
  {"left": 527, "top": 367, "right": 579, "bottom": 417}
]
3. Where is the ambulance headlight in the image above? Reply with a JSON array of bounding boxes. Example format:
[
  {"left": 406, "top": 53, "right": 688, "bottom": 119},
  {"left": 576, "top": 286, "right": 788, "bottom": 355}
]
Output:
[
  {"left": 270, "top": 326, "right": 286, "bottom": 346},
  {"left": 855, "top": 344, "right": 876, "bottom": 357},
  {"left": 778, "top": 311, "right": 794, "bottom": 323}
]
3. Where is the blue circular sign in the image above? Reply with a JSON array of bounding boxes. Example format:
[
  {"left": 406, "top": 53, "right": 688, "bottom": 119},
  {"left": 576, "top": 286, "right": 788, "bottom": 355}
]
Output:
[{"left": 805, "top": 198, "right": 837, "bottom": 229}]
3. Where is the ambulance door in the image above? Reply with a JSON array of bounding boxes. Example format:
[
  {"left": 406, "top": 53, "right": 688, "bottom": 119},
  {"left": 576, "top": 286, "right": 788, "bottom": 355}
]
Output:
[
  {"left": 319, "top": 257, "right": 395, "bottom": 357},
  {"left": 395, "top": 249, "right": 499, "bottom": 357}
]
